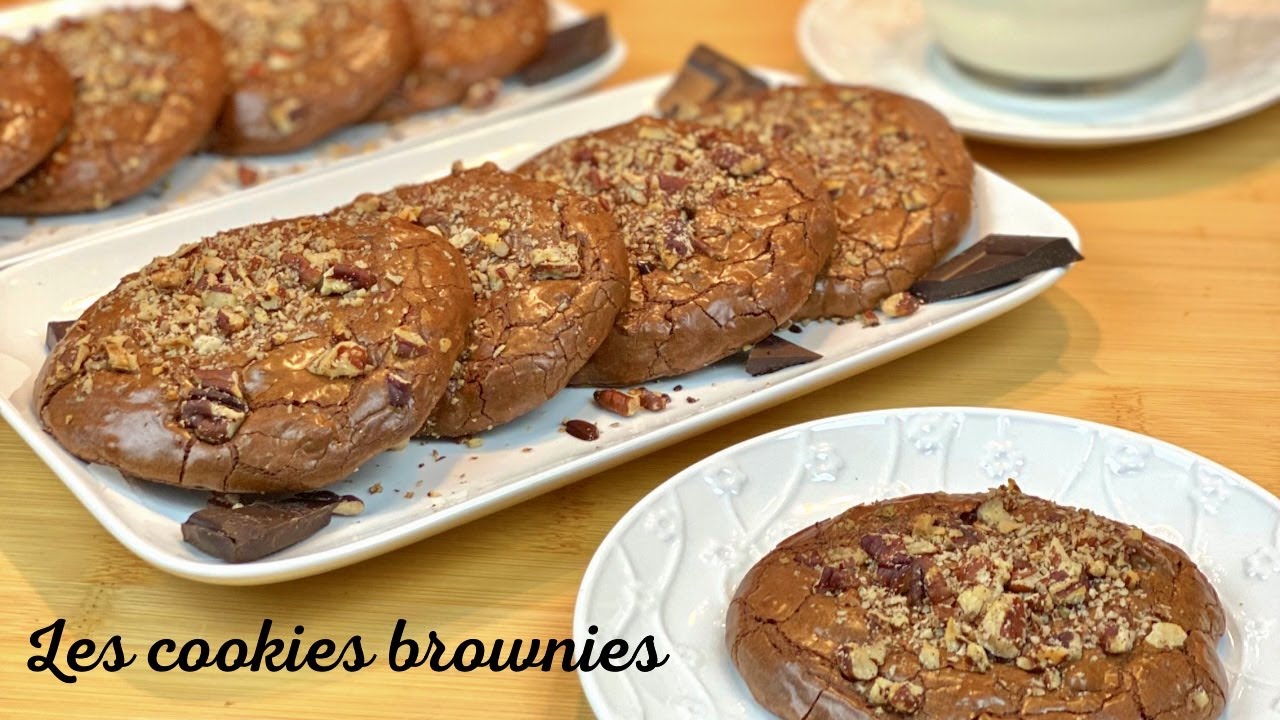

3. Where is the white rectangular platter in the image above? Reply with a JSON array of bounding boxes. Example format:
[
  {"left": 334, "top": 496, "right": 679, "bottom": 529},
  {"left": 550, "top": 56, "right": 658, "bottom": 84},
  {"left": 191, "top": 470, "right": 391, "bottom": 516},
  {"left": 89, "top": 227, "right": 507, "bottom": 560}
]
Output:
[
  {"left": 0, "top": 72, "right": 1083, "bottom": 585},
  {"left": 0, "top": 0, "right": 626, "bottom": 268}
]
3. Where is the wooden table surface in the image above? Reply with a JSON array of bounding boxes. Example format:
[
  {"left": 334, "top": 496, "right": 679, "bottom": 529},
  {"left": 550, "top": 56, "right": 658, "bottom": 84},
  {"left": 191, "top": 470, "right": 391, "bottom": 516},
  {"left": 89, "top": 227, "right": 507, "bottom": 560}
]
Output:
[{"left": 1, "top": 0, "right": 1277, "bottom": 716}]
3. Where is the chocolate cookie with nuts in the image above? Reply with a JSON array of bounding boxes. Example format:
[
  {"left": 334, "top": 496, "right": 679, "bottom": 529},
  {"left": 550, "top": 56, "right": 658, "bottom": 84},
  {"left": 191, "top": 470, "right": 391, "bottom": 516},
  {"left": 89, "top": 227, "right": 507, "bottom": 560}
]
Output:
[
  {"left": 728, "top": 482, "right": 1227, "bottom": 719},
  {"left": 0, "top": 7, "right": 226, "bottom": 215},
  {"left": 371, "top": 0, "right": 549, "bottom": 119},
  {"left": 36, "top": 216, "right": 473, "bottom": 493},
  {"left": 690, "top": 85, "right": 974, "bottom": 319},
  {"left": 0, "top": 38, "right": 73, "bottom": 192},
  {"left": 193, "top": 0, "right": 414, "bottom": 155},
  {"left": 519, "top": 116, "right": 837, "bottom": 385},
  {"left": 334, "top": 162, "right": 628, "bottom": 437}
]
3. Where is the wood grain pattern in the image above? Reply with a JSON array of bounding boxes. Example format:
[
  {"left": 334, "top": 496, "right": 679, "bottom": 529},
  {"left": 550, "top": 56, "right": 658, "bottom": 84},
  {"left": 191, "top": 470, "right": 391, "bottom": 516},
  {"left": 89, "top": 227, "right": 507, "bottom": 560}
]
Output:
[{"left": 1, "top": 0, "right": 1276, "bottom": 716}]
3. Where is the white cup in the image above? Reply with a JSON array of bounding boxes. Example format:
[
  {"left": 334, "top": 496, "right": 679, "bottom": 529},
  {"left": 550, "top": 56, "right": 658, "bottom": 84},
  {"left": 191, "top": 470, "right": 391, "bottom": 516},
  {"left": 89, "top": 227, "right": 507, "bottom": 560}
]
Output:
[{"left": 921, "top": 0, "right": 1209, "bottom": 85}]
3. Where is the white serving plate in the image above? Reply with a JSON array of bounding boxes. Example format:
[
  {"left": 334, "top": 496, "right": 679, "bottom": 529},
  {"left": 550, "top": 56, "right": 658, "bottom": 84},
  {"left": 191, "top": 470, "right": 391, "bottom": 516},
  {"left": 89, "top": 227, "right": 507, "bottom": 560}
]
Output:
[
  {"left": 0, "top": 72, "right": 1081, "bottom": 585},
  {"left": 575, "top": 408, "right": 1280, "bottom": 719},
  {"left": 0, "top": 0, "right": 626, "bottom": 268},
  {"left": 797, "top": 0, "right": 1280, "bottom": 147}
]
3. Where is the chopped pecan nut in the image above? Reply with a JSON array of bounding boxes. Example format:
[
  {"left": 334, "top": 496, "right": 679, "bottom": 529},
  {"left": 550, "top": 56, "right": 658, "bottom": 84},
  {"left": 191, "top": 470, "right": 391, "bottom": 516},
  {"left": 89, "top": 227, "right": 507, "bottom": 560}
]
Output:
[
  {"left": 309, "top": 341, "right": 372, "bottom": 378},
  {"left": 880, "top": 292, "right": 922, "bottom": 318},
  {"left": 323, "top": 263, "right": 377, "bottom": 294},
  {"left": 387, "top": 372, "right": 412, "bottom": 408},
  {"left": 594, "top": 388, "right": 640, "bottom": 417},
  {"left": 1144, "top": 622, "right": 1187, "bottom": 649},
  {"left": 957, "top": 585, "right": 992, "bottom": 619},
  {"left": 216, "top": 309, "right": 247, "bottom": 335},
  {"left": 101, "top": 335, "right": 139, "bottom": 373},
  {"left": 978, "top": 596, "right": 1027, "bottom": 659},
  {"left": 836, "top": 643, "right": 886, "bottom": 681},
  {"left": 867, "top": 677, "right": 923, "bottom": 714},
  {"left": 392, "top": 327, "right": 430, "bottom": 359},
  {"left": 1102, "top": 624, "right": 1135, "bottom": 654},
  {"left": 149, "top": 266, "right": 186, "bottom": 290},
  {"left": 529, "top": 245, "right": 583, "bottom": 280},
  {"left": 636, "top": 388, "right": 671, "bottom": 412},
  {"left": 282, "top": 252, "right": 323, "bottom": 289},
  {"left": 180, "top": 371, "right": 247, "bottom": 444}
]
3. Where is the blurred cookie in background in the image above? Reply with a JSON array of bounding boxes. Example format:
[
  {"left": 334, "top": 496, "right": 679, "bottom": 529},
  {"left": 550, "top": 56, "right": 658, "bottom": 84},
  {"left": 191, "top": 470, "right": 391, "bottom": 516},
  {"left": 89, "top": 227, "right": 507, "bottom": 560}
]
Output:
[
  {"left": 195, "top": 0, "right": 414, "bottom": 155},
  {"left": 373, "top": 0, "right": 549, "bottom": 119},
  {"left": 0, "top": 37, "right": 74, "bottom": 192},
  {"left": 0, "top": 7, "right": 226, "bottom": 215}
]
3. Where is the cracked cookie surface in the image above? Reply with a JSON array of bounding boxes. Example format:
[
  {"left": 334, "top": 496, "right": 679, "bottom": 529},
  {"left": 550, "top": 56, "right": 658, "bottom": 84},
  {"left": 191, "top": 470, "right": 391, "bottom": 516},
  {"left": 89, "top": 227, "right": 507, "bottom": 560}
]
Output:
[
  {"left": 194, "top": 0, "right": 413, "bottom": 155},
  {"left": 0, "top": 7, "right": 226, "bottom": 215},
  {"left": 519, "top": 116, "right": 837, "bottom": 386},
  {"left": 334, "top": 162, "right": 628, "bottom": 437},
  {"left": 372, "top": 0, "right": 549, "bottom": 119},
  {"left": 690, "top": 84, "right": 975, "bottom": 319},
  {"left": 0, "top": 38, "right": 73, "bottom": 192},
  {"left": 36, "top": 216, "right": 473, "bottom": 493},
  {"left": 727, "top": 482, "right": 1227, "bottom": 719}
]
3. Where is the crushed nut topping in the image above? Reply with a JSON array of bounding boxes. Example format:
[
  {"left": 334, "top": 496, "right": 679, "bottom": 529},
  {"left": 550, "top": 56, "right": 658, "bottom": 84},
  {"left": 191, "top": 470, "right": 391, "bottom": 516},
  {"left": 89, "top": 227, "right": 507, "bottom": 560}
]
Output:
[
  {"left": 523, "top": 117, "right": 788, "bottom": 290},
  {"left": 796, "top": 482, "right": 1181, "bottom": 708}
]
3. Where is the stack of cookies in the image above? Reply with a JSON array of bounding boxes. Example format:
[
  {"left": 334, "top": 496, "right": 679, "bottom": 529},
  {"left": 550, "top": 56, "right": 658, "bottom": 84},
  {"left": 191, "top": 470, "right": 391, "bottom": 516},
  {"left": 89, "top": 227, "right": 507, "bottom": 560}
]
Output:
[
  {"left": 36, "top": 59, "right": 975, "bottom": 499},
  {"left": 0, "top": 0, "right": 563, "bottom": 215}
]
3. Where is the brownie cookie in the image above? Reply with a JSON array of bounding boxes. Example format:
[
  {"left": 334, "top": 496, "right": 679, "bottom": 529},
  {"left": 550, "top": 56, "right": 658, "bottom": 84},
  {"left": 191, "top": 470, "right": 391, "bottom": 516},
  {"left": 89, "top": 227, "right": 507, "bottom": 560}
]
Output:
[
  {"left": 0, "top": 8, "right": 226, "bottom": 215},
  {"left": 0, "top": 38, "right": 73, "bottom": 192},
  {"left": 194, "top": 0, "right": 414, "bottom": 155},
  {"left": 372, "top": 0, "right": 549, "bottom": 119},
  {"left": 690, "top": 85, "right": 974, "bottom": 319},
  {"left": 728, "top": 482, "right": 1227, "bottom": 719},
  {"left": 335, "top": 162, "right": 628, "bottom": 437},
  {"left": 519, "top": 117, "right": 837, "bottom": 386},
  {"left": 36, "top": 217, "right": 473, "bottom": 493}
]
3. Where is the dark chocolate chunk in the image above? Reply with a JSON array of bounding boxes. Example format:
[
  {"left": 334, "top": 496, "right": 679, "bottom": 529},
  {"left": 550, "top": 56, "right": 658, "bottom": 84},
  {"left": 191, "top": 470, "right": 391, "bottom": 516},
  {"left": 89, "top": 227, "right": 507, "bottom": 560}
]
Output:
[
  {"left": 745, "top": 334, "right": 823, "bottom": 376},
  {"left": 910, "top": 234, "right": 1084, "bottom": 303},
  {"left": 46, "top": 320, "right": 75, "bottom": 351},
  {"left": 181, "top": 493, "right": 347, "bottom": 563},
  {"left": 656, "top": 44, "right": 769, "bottom": 117},
  {"left": 564, "top": 419, "right": 599, "bottom": 441},
  {"left": 519, "top": 14, "right": 611, "bottom": 85}
]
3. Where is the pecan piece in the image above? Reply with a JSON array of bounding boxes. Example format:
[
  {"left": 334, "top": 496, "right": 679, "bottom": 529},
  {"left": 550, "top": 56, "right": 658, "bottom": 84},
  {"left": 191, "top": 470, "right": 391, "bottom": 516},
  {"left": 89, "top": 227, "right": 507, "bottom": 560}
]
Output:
[
  {"left": 594, "top": 389, "right": 640, "bottom": 417},
  {"left": 101, "top": 335, "right": 139, "bottom": 373},
  {"left": 392, "top": 327, "right": 430, "bottom": 359},
  {"left": 309, "top": 341, "right": 372, "bottom": 378},
  {"left": 836, "top": 643, "right": 886, "bottom": 681},
  {"left": 387, "top": 372, "right": 412, "bottom": 408},
  {"left": 867, "top": 678, "right": 924, "bottom": 714},
  {"left": 282, "top": 252, "right": 323, "bottom": 289},
  {"left": 530, "top": 245, "right": 583, "bottom": 280},
  {"left": 637, "top": 388, "right": 670, "bottom": 412},
  {"left": 978, "top": 596, "right": 1027, "bottom": 659},
  {"left": 321, "top": 263, "right": 377, "bottom": 296},
  {"left": 657, "top": 173, "right": 690, "bottom": 193},
  {"left": 180, "top": 370, "right": 248, "bottom": 444},
  {"left": 1144, "top": 622, "right": 1187, "bottom": 650},
  {"left": 216, "top": 309, "right": 247, "bottom": 335},
  {"left": 860, "top": 533, "right": 909, "bottom": 567},
  {"left": 881, "top": 291, "right": 922, "bottom": 318}
]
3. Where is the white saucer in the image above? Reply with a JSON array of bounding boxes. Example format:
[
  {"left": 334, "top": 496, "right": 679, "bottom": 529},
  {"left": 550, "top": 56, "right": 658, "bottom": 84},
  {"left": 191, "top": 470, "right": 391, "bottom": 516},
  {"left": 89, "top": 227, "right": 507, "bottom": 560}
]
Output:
[
  {"left": 576, "top": 408, "right": 1280, "bottom": 718},
  {"left": 797, "top": 0, "right": 1280, "bottom": 147}
]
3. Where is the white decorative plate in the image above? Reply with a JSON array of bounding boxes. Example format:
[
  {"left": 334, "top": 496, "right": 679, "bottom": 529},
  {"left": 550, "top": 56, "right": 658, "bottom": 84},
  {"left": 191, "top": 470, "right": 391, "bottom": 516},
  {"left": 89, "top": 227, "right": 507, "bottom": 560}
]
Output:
[
  {"left": 575, "top": 408, "right": 1280, "bottom": 718},
  {"left": 797, "top": 0, "right": 1280, "bottom": 147},
  {"left": 0, "top": 0, "right": 626, "bottom": 268},
  {"left": 0, "top": 73, "right": 1080, "bottom": 585}
]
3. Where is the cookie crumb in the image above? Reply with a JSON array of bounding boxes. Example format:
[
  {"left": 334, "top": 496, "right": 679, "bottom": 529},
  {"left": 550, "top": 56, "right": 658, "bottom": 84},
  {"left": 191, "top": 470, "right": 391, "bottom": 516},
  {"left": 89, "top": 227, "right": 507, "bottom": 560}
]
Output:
[{"left": 368, "top": 483, "right": 383, "bottom": 495}]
